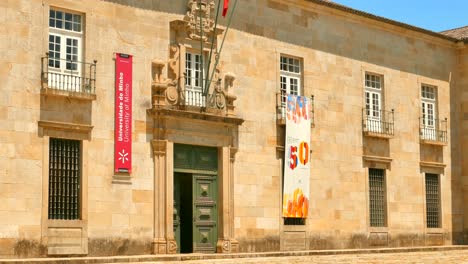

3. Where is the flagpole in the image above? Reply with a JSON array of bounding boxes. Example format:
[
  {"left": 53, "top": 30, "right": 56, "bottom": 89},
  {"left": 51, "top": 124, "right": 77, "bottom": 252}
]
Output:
[
  {"left": 204, "top": 0, "right": 221, "bottom": 97},
  {"left": 198, "top": 0, "right": 205, "bottom": 110},
  {"left": 206, "top": 0, "right": 238, "bottom": 97}
]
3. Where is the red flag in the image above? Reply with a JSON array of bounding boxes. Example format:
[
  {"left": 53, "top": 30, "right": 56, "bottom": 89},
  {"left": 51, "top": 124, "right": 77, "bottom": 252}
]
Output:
[{"left": 222, "top": 0, "right": 229, "bottom": 17}]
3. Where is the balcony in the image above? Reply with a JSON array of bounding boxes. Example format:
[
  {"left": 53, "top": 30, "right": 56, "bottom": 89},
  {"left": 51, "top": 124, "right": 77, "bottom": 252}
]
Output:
[
  {"left": 180, "top": 77, "right": 228, "bottom": 110},
  {"left": 362, "top": 109, "right": 394, "bottom": 138},
  {"left": 149, "top": 61, "right": 241, "bottom": 125},
  {"left": 276, "top": 93, "right": 314, "bottom": 126},
  {"left": 420, "top": 118, "right": 448, "bottom": 145},
  {"left": 41, "top": 53, "right": 97, "bottom": 100}
]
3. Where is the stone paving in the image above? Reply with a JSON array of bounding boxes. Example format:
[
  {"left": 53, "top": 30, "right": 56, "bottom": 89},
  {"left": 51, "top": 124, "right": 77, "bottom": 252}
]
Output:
[
  {"left": 2, "top": 247, "right": 468, "bottom": 264},
  {"left": 129, "top": 250, "right": 468, "bottom": 264}
]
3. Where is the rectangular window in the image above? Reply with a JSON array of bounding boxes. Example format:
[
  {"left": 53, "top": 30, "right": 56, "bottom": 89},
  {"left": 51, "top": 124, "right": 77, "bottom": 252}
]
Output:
[
  {"left": 364, "top": 73, "right": 382, "bottom": 119},
  {"left": 421, "top": 85, "right": 438, "bottom": 140},
  {"left": 279, "top": 56, "right": 302, "bottom": 118},
  {"left": 184, "top": 51, "right": 206, "bottom": 107},
  {"left": 364, "top": 73, "right": 386, "bottom": 133},
  {"left": 185, "top": 52, "right": 203, "bottom": 89},
  {"left": 48, "top": 138, "right": 81, "bottom": 220},
  {"left": 425, "top": 173, "right": 441, "bottom": 228},
  {"left": 369, "top": 168, "right": 387, "bottom": 227},
  {"left": 48, "top": 8, "right": 83, "bottom": 91}
]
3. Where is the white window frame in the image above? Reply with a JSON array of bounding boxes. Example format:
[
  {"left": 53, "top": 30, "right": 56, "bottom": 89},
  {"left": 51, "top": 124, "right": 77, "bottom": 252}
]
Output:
[
  {"left": 280, "top": 55, "right": 302, "bottom": 117},
  {"left": 364, "top": 73, "right": 383, "bottom": 132},
  {"left": 184, "top": 51, "right": 207, "bottom": 107},
  {"left": 48, "top": 8, "right": 83, "bottom": 90},
  {"left": 421, "top": 85, "right": 437, "bottom": 140}
]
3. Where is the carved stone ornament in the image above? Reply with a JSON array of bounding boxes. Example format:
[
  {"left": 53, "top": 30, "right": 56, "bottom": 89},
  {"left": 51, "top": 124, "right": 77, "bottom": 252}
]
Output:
[
  {"left": 165, "top": 87, "right": 179, "bottom": 104},
  {"left": 185, "top": 0, "right": 215, "bottom": 41},
  {"left": 168, "top": 45, "right": 180, "bottom": 85},
  {"left": 222, "top": 239, "right": 231, "bottom": 252},
  {"left": 166, "top": 45, "right": 181, "bottom": 105},
  {"left": 214, "top": 91, "right": 226, "bottom": 109},
  {"left": 167, "top": 239, "right": 178, "bottom": 254}
]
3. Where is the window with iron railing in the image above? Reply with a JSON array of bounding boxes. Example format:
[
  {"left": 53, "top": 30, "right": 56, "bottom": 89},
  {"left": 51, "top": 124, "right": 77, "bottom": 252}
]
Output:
[
  {"left": 420, "top": 85, "right": 446, "bottom": 143},
  {"left": 363, "top": 73, "right": 394, "bottom": 136},
  {"left": 420, "top": 117, "right": 447, "bottom": 143},
  {"left": 276, "top": 93, "right": 314, "bottom": 126},
  {"left": 277, "top": 55, "right": 315, "bottom": 125},
  {"left": 362, "top": 108, "right": 394, "bottom": 136},
  {"left": 369, "top": 168, "right": 387, "bottom": 227},
  {"left": 43, "top": 9, "right": 96, "bottom": 95},
  {"left": 48, "top": 138, "right": 81, "bottom": 220},
  {"left": 279, "top": 56, "right": 301, "bottom": 116},
  {"left": 425, "top": 173, "right": 441, "bottom": 228}
]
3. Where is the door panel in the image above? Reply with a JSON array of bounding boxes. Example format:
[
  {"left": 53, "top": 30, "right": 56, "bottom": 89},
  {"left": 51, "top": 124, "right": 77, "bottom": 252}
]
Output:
[{"left": 192, "top": 174, "right": 217, "bottom": 253}]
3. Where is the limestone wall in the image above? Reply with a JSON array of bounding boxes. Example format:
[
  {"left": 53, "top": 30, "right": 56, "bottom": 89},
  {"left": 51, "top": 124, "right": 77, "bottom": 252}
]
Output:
[
  {"left": 226, "top": 0, "right": 458, "bottom": 251},
  {"left": 0, "top": 0, "right": 187, "bottom": 257},
  {"left": 0, "top": 0, "right": 463, "bottom": 257},
  {"left": 456, "top": 45, "right": 468, "bottom": 243}
]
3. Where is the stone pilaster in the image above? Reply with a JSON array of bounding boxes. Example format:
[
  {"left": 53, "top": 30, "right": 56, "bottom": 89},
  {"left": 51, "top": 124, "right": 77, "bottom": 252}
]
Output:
[
  {"left": 216, "top": 146, "right": 239, "bottom": 253},
  {"left": 151, "top": 140, "right": 176, "bottom": 254}
]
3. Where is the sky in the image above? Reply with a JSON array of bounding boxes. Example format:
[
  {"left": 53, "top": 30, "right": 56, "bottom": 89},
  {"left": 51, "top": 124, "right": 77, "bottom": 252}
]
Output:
[{"left": 331, "top": 0, "right": 467, "bottom": 32}]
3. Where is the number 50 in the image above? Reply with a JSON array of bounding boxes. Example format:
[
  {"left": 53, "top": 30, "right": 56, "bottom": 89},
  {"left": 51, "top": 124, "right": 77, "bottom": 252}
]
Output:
[{"left": 289, "top": 142, "right": 309, "bottom": 170}]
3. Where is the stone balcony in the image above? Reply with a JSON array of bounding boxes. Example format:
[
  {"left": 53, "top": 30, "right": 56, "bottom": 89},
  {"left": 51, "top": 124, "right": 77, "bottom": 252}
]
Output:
[
  {"left": 148, "top": 59, "right": 241, "bottom": 125},
  {"left": 419, "top": 118, "right": 448, "bottom": 146},
  {"left": 41, "top": 53, "right": 97, "bottom": 101},
  {"left": 362, "top": 109, "right": 394, "bottom": 139}
]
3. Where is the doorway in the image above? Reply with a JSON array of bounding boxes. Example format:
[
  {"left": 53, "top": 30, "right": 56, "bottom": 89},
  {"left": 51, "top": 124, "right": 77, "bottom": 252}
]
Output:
[
  {"left": 173, "top": 144, "right": 218, "bottom": 253},
  {"left": 174, "top": 172, "right": 193, "bottom": 253}
]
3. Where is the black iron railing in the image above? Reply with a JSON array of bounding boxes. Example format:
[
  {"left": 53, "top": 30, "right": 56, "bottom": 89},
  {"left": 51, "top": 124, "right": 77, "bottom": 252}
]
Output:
[
  {"left": 42, "top": 53, "right": 97, "bottom": 95},
  {"left": 276, "top": 93, "right": 314, "bottom": 126},
  {"left": 420, "top": 117, "right": 448, "bottom": 143},
  {"left": 362, "top": 108, "right": 394, "bottom": 136}
]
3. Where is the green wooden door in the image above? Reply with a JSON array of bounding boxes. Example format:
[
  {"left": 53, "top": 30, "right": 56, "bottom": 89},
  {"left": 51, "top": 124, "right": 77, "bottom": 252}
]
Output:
[
  {"left": 193, "top": 174, "right": 218, "bottom": 253},
  {"left": 173, "top": 144, "right": 218, "bottom": 253}
]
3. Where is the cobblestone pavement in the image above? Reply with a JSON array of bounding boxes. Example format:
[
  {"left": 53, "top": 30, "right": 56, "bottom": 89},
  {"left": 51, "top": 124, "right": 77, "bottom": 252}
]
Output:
[{"left": 125, "top": 250, "right": 468, "bottom": 264}]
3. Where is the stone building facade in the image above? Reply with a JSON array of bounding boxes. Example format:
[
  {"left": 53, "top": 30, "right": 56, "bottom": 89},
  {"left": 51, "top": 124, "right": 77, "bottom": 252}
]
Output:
[{"left": 1, "top": 0, "right": 467, "bottom": 258}]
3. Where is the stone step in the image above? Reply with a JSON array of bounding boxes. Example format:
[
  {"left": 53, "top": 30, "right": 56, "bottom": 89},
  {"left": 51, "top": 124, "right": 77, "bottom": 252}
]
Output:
[{"left": 1, "top": 246, "right": 468, "bottom": 264}]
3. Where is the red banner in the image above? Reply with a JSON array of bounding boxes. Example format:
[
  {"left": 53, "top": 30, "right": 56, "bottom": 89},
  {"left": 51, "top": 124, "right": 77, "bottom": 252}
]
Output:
[{"left": 114, "top": 53, "right": 132, "bottom": 173}]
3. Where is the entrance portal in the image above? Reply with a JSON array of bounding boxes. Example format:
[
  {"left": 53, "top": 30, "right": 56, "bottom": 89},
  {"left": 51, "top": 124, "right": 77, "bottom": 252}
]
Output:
[{"left": 173, "top": 144, "right": 218, "bottom": 253}]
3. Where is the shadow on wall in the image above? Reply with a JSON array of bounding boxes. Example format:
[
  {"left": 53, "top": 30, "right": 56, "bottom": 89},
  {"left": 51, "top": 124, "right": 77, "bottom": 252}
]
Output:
[
  {"left": 101, "top": 0, "right": 187, "bottom": 15},
  {"left": 102, "top": 0, "right": 456, "bottom": 82}
]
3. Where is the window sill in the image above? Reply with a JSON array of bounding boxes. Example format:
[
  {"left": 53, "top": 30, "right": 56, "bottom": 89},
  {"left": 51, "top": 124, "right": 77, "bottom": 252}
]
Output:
[
  {"left": 426, "top": 228, "right": 444, "bottom": 234},
  {"left": 363, "top": 131, "right": 394, "bottom": 139},
  {"left": 420, "top": 161, "right": 446, "bottom": 169},
  {"left": 368, "top": 227, "right": 388, "bottom": 233},
  {"left": 420, "top": 139, "right": 448, "bottom": 146},
  {"left": 41, "top": 87, "right": 96, "bottom": 101},
  {"left": 362, "top": 155, "right": 392, "bottom": 164},
  {"left": 48, "top": 219, "right": 86, "bottom": 228}
]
